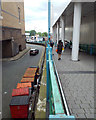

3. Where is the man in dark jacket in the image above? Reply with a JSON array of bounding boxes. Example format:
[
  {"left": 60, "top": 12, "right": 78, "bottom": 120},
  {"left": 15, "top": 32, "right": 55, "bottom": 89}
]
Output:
[
  {"left": 57, "top": 40, "right": 63, "bottom": 60},
  {"left": 50, "top": 40, "right": 54, "bottom": 49}
]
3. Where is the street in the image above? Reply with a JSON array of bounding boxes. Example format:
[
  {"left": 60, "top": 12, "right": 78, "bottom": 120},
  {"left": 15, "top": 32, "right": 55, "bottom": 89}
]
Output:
[{"left": 2, "top": 44, "right": 44, "bottom": 118}]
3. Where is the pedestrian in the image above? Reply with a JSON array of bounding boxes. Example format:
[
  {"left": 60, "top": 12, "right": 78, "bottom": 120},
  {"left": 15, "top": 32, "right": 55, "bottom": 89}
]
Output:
[
  {"left": 57, "top": 40, "right": 63, "bottom": 60},
  {"left": 50, "top": 39, "right": 54, "bottom": 49}
]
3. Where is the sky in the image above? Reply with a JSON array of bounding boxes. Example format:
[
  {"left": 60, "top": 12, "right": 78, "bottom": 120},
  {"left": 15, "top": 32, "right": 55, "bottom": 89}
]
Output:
[{"left": 24, "top": 0, "right": 71, "bottom": 33}]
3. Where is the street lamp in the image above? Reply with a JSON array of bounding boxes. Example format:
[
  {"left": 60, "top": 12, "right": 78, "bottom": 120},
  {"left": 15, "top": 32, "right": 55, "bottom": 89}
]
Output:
[{"left": 48, "top": 0, "right": 51, "bottom": 44}]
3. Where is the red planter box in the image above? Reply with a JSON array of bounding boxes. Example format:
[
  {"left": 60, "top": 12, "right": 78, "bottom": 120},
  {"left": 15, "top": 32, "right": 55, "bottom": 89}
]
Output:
[
  {"left": 12, "top": 88, "right": 29, "bottom": 97},
  {"left": 10, "top": 96, "right": 29, "bottom": 118},
  {"left": 17, "top": 83, "right": 31, "bottom": 88}
]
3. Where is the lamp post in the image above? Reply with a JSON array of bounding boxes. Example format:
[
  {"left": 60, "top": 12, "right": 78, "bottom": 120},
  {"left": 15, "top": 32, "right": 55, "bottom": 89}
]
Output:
[{"left": 48, "top": 0, "right": 51, "bottom": 44}]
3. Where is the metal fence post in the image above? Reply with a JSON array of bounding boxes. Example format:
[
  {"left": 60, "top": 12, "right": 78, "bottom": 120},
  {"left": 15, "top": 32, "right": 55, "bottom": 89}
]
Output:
[
  {"left": 46, "top": 47, "right": 49, "bottom": 60},
  {"left": 46, "top": 60, "right": 49, "bottom": 101},
  {"left": 50, "top": 47, "right": 52, "bottom": 54}
]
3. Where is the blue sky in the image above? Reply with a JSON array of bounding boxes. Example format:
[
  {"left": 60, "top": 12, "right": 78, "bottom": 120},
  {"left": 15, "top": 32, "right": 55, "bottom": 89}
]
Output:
[{"left": 24, "top": 0, "right": 70, "bottom": 33}]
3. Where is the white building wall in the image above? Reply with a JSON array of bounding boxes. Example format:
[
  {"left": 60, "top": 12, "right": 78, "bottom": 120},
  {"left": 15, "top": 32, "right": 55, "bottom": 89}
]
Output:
[
  {"left": 53, "top": 2, "right": 95, "bottom": 45},
  {"left": 80, "top": 13, "right": 94, "bottom": 44},
  {"left": 64, "top": 3, "right": 94, "bottom": 45}
]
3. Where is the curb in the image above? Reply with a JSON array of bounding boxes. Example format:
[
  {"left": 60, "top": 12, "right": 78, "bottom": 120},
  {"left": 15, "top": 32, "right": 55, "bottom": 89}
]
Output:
[
  {"left": 26, "top": 42, "right": 46, "bottom": 47},
  {"left": 38, "top": 47, "right": 45, "bottom": 68},
  {"left": 2, "top": 43, "right": 46, "bottom": 62},
  {"left": 2, "top": 48, "right": 30, "bottom": 62},
  {"left": 35, "top": 58, "right": 46, "bottom": 119}
]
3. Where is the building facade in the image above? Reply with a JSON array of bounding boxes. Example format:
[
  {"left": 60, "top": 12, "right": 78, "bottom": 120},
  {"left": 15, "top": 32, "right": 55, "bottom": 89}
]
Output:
[
  {"left": 1, "top": 0, "right": 26, "bottom": 58},
  {"left": 52, "top": 1, "right": 95, "bottom": 61}
]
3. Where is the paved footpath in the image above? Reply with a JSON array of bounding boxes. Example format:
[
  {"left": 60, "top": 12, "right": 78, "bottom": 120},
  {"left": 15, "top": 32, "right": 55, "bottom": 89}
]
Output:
[{"left": 52, "top": 47, "right": 95, "bottom": 118}]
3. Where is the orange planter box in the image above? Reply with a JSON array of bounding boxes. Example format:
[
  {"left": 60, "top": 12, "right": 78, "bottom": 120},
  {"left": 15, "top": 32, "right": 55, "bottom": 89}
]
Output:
[
  {"left": 12, "top": 88, "right": 29, "bottom": 97},
  {"left": 23, "top": 68, "right": 37, "bottom": 78},
  {"left": 17, "top": 83, "right": 31, "bottom": 89},
  {"left": 21, "top": 78, "right": 34, "bottom": 83}
]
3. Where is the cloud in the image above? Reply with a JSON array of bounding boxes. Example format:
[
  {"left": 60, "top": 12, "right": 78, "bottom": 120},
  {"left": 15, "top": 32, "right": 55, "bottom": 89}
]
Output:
[
  {"left": 25, "top": 20, "right": 48, "bottom": 32},
  {"left": 24, "top": 0, "right": 48, "bottom": 32},
  {"left": 24, "top": 0, "right": 70, "bottom": 32}
]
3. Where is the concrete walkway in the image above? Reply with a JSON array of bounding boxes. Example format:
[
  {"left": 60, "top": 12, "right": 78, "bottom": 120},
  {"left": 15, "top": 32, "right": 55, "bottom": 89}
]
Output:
[{"left": 52, "top": 47, "right": 95, "bottom": 118}]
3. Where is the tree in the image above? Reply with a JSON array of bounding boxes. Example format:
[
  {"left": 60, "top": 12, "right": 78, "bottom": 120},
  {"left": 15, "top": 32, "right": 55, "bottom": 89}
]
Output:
[
  {"left": 30, "top": 30, "right": 36, "bottom": 36},
  {"left": 42, "top": 32, "right": 48, "bottom": 37},
  {"left": 25, "top": 31, "right": 30, "bottom": 33},
  {"left": 37, "top": 32, "right": 42, "bottom": 37}
]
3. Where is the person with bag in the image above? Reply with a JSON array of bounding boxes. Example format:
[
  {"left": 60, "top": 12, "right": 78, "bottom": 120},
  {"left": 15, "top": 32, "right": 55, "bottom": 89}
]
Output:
[
  {"left": 50, "top": 39, "right": 54, "bottom": 49},
  {"left": 57, "top": 40, "right": 63, "bottom": 60}
]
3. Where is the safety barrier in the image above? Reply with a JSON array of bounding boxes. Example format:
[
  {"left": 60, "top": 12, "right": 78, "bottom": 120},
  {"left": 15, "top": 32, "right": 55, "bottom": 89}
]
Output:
[
  {"left": 46, "top": 45, "right": 75, "bottom": 119},
  {"left": 26, "top": 41, "right": 46, "bottom": 46},
  {"left": 79, "top": 44, "right": 96, "bottom": 55}
]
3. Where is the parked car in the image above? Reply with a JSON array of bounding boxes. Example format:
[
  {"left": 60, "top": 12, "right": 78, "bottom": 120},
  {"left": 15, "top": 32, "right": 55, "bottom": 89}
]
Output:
[{"left": 29, "top": 49, "right": 39, "bottom": 55}]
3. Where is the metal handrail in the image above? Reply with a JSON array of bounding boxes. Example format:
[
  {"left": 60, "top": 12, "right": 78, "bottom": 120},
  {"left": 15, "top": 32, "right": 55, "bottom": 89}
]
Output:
[
  {"left": 46, "top": 46, "right": 75, "bottom": 119},
  {"left": 54, "top": 61, "right": 70, "bottom": 116},
  {"left": 49, "top": 59, "right": 64, "bottom": 114}
]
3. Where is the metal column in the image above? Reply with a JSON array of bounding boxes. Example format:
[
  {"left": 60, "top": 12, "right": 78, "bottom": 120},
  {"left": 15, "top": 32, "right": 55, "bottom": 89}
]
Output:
[
  {"left": 61, "top": 16, "right": 65, "bottom": 46},
  {"left": 72, "top": 3, "right": 82, "bottom": 61},
  {"left": 57, "top": 22, "right": 59, "bottom": 44},
  {"left": 48, "top": 0, "right": 51, "bottom": 43}
]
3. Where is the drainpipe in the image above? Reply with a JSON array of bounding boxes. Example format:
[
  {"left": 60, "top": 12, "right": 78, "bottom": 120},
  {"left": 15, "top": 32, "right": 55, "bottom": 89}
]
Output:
[{"left": 11, "top": 37, "right": 14, "bottom": 57}]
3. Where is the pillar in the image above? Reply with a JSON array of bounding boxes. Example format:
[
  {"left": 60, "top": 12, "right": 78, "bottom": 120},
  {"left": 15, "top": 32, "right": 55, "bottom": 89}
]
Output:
[
  {"left": 72, "top": 3, "right": 82, "bottom": 61},
  {"left": 57, "top": 22, "right": 59, "bottom": 44},
  {"left": 52, "top": 26, "right": 55, "bottom": 42},
  {"left": 61, "top": 16, "right": 65, "bottom": 46}
]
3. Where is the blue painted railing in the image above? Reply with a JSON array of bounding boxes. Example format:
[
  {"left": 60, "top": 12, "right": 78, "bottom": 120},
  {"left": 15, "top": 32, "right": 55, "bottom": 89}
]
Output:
[
  {"left": 46, "top": 46, "right": 75, "bottom": 119},
  {"left": 79, "top": 44, "right": 96, "bottom": 55}
]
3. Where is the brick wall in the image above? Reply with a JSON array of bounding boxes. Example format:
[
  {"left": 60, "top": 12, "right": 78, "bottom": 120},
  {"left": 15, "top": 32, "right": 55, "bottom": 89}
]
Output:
[
  {"left": 2, "top": 40, "right": 12, "bottom": 58},
  {"left": 2, "top": 27, "right": 26, "bottom": 50},
  {"left": 1, "top": 1, "right": 25, "bottom": 35},
  {"left": 1, "top": 1, "right": 26, "bottom": 58}
]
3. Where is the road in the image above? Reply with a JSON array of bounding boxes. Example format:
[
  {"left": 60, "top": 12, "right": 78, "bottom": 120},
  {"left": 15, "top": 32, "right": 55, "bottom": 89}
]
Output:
[{"left": 2, "top": 44, "right": 44, "bottom": 118}]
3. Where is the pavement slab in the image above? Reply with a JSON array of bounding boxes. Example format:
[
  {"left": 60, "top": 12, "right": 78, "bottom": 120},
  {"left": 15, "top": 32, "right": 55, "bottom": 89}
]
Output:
[{"left": 52, "top": 47, "right": 95, "bottom": 119}]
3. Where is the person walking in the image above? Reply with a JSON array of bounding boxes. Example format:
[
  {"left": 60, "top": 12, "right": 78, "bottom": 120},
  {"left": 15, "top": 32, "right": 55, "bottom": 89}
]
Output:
[
  {"left": 50, "top": 40, "right": 54, "bottom": 49},
  {"left": 57, "top": 40, "right": 63, "bottom": 60}
]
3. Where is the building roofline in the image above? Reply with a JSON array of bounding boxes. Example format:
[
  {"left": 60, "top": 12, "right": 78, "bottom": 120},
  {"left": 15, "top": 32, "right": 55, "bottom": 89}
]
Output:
[
  {"left": 52, "top": 0, "right": 71, "bottom": 27},
  {"left": 52, "top": 0, "right": 95, "bottom": 27}
]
